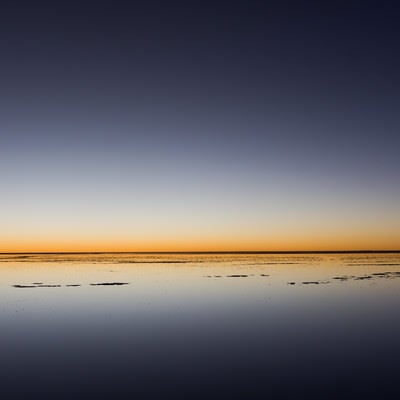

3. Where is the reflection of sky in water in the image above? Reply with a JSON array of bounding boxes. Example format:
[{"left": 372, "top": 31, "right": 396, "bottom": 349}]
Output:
[{"left": 2, "top": 253, "right": 400, "bottom": 398}]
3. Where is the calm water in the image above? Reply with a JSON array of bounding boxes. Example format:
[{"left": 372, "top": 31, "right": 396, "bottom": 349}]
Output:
[{"left": 2, "top": 253, "right": 400, "bottom": 399}]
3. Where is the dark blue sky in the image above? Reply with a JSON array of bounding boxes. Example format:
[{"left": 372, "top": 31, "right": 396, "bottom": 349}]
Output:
[{"left": 1, "top": 1, "right": 399, "bottom": 251}]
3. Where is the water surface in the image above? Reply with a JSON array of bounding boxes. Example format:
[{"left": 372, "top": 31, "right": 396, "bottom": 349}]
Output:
[{"left": 2, "top": 253, "right": 400, "bottom": 399}]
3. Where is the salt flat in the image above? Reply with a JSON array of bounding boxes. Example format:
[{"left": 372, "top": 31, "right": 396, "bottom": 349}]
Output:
[{"left": 2, "top": 252, "right": 400, "bottom": 399}]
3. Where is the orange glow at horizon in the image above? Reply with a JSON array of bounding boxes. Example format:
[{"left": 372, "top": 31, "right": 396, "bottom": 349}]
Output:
[
  {"left": 2, "top": 183, "right": 399, "bottom": 253},
  {"left": 1, "top": 228, "right": 399, "bottom": 253}
]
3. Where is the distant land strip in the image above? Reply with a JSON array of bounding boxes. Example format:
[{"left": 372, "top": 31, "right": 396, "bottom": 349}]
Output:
[{"left": 0, "top": 250, "right": 399, "bottom": 255}]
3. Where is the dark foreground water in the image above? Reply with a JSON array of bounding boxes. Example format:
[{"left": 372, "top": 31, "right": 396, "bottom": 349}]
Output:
[{"left": 1, "top": 252, "right": 400, "bottom": 399}]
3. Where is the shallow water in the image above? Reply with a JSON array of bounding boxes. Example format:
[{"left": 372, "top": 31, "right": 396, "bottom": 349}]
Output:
[{"left": 2, "top": 253, "right": 400, "bottom": 399}]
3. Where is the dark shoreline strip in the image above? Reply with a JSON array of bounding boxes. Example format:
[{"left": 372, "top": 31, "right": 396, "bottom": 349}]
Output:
[{"left": 1, "top": 250, "right": 400, "bottom": 255}]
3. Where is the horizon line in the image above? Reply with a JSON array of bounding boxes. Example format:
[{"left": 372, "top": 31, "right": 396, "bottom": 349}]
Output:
[{"left": 1, "top": 250, "right": 399, "bottom": 255}]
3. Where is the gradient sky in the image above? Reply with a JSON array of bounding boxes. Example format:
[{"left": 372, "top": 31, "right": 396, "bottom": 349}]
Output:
[{"left": 1, "top": 1, "right": 399, "bottom": 252}]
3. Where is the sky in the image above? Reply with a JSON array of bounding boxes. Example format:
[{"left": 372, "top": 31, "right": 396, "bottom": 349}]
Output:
[{"left": 1, "top": 1, "right": 399, "bottom": 252}]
